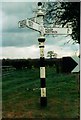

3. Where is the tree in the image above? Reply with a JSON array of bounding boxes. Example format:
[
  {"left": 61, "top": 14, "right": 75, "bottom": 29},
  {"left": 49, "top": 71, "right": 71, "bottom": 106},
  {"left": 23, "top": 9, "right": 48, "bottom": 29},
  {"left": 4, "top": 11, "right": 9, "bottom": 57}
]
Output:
[
  {"left": 44, "top": 2, "right": 80, "bottom": 44},
  {"left": 47, "top": 51, "right": 57, "bottom": 59}
]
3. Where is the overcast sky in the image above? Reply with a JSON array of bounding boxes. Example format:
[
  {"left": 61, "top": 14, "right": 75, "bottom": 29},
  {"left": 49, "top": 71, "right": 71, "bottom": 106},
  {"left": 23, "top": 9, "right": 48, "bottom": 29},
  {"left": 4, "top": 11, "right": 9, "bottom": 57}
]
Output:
[{"left": 0, "top": 1, "right": 79, "bottom": 59}]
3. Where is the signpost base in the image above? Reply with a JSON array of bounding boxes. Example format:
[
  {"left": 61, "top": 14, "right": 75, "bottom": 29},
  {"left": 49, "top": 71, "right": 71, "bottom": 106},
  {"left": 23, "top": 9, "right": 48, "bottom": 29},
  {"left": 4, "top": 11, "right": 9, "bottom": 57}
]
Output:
[{"left": 40, "top": 97, "right": 47, "bottom": 107}]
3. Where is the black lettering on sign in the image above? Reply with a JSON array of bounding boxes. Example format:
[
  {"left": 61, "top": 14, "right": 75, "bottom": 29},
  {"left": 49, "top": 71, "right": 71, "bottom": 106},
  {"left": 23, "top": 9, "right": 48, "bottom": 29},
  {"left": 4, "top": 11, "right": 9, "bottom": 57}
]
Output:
[
  {"left": 28, "top": 20, "right": 33, "bottom": 27},
  {"left": 19, "top": 20, "right": 26, "bottom": 28},
  {"left": 45, "top": 28, "right": 57, "bottom": 34},
  {"left": 52, "top": 30, "right": 57, "bottom": 34}
]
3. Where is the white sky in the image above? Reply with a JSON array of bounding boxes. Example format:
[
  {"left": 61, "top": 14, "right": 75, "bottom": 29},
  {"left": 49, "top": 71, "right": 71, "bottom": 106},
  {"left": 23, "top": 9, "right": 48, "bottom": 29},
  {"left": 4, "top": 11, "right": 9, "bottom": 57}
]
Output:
[{"left": 0, "top": 2, "right": 79, "bottom": 59}]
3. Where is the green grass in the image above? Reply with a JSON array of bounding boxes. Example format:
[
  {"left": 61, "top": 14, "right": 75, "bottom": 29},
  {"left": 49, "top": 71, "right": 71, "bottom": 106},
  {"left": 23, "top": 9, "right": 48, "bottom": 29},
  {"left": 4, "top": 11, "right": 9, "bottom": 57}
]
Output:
[{"left": 2, "top": 67, "right": 79, "bottom": 119}]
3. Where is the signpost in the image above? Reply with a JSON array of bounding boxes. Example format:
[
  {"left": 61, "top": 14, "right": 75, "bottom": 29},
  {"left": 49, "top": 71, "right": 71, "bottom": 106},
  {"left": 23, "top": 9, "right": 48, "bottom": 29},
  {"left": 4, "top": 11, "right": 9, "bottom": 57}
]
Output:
[{"left": 18, "top": 2, "right": 72, "bottom": 107}]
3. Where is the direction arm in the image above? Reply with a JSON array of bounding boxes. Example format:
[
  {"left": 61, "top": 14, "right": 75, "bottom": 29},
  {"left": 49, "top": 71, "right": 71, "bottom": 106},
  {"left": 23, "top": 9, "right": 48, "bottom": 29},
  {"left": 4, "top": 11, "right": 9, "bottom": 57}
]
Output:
[
  {"left": 26, "top": 19, "right": 40, "bottom": 32},
  {"left": 44, "top": 28, "right": 72, "bottom": 35},
  {"left": 18, "top": 18, "right": 40, "bottom": 32}
]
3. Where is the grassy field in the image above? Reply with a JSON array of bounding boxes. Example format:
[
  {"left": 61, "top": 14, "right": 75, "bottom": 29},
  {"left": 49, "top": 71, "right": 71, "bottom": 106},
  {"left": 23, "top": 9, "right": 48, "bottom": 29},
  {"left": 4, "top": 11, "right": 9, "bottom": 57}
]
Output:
[{"left": 2, "top": 67, "right": 79, "bottom": 119}]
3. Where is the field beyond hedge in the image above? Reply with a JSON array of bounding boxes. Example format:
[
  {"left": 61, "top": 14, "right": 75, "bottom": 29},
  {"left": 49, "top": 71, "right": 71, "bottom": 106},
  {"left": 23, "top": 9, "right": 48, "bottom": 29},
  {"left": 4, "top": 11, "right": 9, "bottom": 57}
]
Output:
[{"left": 2, "top": 67, "right": 79, "bottom": 119}]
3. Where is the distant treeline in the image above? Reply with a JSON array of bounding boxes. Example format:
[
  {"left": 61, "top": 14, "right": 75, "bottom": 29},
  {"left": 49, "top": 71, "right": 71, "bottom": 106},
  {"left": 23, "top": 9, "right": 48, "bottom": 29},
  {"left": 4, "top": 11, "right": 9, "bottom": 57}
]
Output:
[
  {"left": 2, "top": 58, "right": 58, "bottom": 69},
  {"left": 1, "top": 57, "right": 76, "bottom": 73}
]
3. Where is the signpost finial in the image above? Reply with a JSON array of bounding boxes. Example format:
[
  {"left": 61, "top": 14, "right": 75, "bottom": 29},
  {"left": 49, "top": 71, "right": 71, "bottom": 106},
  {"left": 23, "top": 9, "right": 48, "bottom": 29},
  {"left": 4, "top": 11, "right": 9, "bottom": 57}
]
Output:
[{"left": 38, "top": 2, "right": 42, "bottom": 6}]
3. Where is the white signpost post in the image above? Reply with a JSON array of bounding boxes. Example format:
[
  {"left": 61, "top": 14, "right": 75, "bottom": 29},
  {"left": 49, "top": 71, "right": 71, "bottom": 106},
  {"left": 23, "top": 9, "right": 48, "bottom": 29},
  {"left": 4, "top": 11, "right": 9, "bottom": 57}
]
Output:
[{"left": 18, "top": 2, "right": 72, "bottom": 107}]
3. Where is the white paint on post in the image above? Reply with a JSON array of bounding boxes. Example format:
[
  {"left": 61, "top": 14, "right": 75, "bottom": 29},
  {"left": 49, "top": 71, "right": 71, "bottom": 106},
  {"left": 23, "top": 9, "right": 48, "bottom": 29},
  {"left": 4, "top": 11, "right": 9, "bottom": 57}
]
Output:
[
  {"left": 71, "top": 56, "right": 80, "bottom": 73},
  {"left": 40, "top": 67, "right": 45, "bottom": 78},
  {"left": 39, "top": 42, "right": 44, "bottom": 47},
  {"left": 40, "top": 48, "right": 44, "bottom": 57},
  {"left": 41, "top": 88, "right": 46, "bottom": 97},
  {"left": 39, "top": 26, "right": 45, "bottom": 35}
]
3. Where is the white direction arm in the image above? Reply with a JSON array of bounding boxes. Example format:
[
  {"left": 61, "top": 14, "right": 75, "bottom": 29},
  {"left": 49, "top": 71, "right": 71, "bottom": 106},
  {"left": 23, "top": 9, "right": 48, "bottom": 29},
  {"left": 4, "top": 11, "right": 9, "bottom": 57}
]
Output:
[
  {"left": 26, "top": 19, "right": 40, "bottom": 32},
  {"left": 44, "top": 28, "right": 72, "bottom": 35},
  {"left": 18, "top": 19, "right": 40, "bottom": 32}
]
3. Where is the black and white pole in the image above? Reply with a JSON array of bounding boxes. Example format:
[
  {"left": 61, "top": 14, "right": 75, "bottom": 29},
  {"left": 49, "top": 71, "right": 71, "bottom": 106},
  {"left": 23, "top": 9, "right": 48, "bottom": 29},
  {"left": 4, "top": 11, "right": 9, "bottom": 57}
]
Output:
[
  {"left": 37, "top": 2, "right": 47, "bottom": 107},
  {"left": 38, "top": 36, "right": 47, "bottom": 106}
]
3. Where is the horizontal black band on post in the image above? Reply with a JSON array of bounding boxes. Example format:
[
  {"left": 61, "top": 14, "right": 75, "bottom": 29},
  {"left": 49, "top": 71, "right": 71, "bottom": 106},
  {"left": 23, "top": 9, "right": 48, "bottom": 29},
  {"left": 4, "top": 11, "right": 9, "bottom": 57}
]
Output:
[
  {"left": 37, "top": 14, "right": 44, "bottom": 17},
  {"left": 40, "top": 78, "right": 46, "bottom": 88},
  {"left": 38, "top": 38, "right": 45, "bottom": 42},
  {"left": 40, "top": 97, "right": 47, "bottom": 106},
  {"left": 39, "top": 46, "right": 44, "bottom": 48},
  {"left": 40, "top": 57, "right": 45, "bottom": 66}
]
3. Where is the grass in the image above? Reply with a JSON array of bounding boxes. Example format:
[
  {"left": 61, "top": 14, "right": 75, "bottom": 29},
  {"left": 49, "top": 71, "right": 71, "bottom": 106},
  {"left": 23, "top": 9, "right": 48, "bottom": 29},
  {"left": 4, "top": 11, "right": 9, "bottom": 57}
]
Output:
[{"left": 2, "top": 67, "right": 79, "bottom": 119}]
